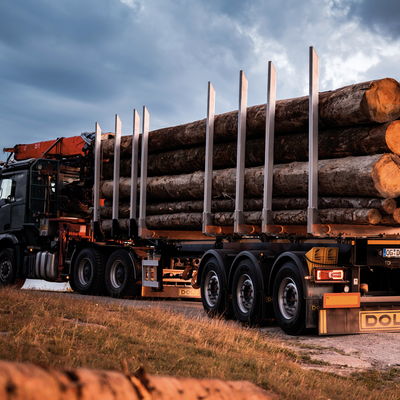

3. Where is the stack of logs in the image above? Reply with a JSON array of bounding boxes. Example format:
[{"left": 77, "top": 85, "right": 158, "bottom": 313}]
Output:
[{"left": 99, "top": 78, "right": 400, "bottom": 231}]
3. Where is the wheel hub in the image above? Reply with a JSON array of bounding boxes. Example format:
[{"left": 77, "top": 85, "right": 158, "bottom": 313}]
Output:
[
  {"left": 0, "top": 259, "right": 11, "bottom": 281},
  {"left": 78, "top": 258, "right": 93, "bottom": 286},
  {"left": 236, "top": 274, "right": 254, "bottom": 314},
  {"left": 204, "top": 270, "right": 220, "bottom": 307},
  {"left": 110, "top": 261, "right": 125, "bottom": 289},
  {"left": 278, "top": 277, "right": 299, "bottom": 320}
]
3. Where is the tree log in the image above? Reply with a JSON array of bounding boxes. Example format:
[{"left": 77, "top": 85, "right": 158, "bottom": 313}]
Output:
[
  {"left": 102, "top": 121, "right": 400, "bottom": 178},
  {"left": 100, "top": 154, "right": 400, "bottom": 201},
  {"left": 101, "top": 208, "right": 382, "bottom": 231},
  {"left": 101, "top": 197, "right": 396, "bottom": 218},
  {"left": 102, "top": 79, "right": 400, "bottom": 156},
  {"left": 0, "top": 360, "right": 271, "bottom": 400}
]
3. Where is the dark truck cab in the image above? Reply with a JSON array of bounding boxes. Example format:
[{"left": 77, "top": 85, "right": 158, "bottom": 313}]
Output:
[{"left": 0, "top": 158, "right": 86, "bottom": 286}]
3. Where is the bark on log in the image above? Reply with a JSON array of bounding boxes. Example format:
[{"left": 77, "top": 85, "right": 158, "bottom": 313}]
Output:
[
  {"left": 101, "top": 208, "right": 382, "bottom": 231},
  {"left": 102, "top": 79, "right": 400, "bottom": 156},
  {"left": 101, "top": 197, "right": 396, "bottom": 218},
  {"left": 0, "top": 360, "right": 272, "bottom": 400},
  {"left": 100, "top": 154, "right": 400, "bottom": 201},
  {"left": 102, "top": 121, "right": 400, "bottom": 178}
]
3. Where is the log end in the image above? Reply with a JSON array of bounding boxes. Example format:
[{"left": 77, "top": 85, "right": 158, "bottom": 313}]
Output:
[
  {"left": 367, "top": 208, "right": 382, "bottom": 225},
  {"left": 365, "top": 78, "right": 400, "bottom": 123},
  {"left": 385, "top": 120, "right": 400, "bottom": 155},
  {"left": 372, "top": 154, "right": 400, "bottom": 198},
  {"left": 381, "top": 198, "right": 397, "bottom": 214},
  {"left": 393, "top": 208, "right": 400, "bottom": 224}
]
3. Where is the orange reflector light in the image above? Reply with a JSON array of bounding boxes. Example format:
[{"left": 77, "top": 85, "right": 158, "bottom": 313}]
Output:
[
  {"left": 315, "top": 269, "right": 344, "bottom": 281},
  {"left": 323, "top": 292, "right": 360, "bottom": 309}
]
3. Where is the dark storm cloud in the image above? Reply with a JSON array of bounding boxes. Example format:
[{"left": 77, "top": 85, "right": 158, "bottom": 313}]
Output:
[
  {"left": 1, "top": 0, "right": 400, "bottom": 156},
  {"left": 348, "top": 0, "right": 400, "bottom": 37}
]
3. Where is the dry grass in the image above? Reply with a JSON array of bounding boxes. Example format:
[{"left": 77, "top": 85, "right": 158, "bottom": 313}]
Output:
[{"left": 0, "top": 288, "right": 399, "bottom": 400}]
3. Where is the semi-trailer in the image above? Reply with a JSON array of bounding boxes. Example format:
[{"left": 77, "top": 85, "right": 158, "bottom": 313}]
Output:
[{"left": 2, "top": 48, "right": 400, "bottom": 335}]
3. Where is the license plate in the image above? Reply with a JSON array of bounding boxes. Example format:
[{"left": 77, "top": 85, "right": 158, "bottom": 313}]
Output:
[
  {"left": 178, "top": 288, "right": 200, "bottom": 297},
  {"left": 383, "top": 248, "right": 400, "bottom": 258},
  {"left": 359, "top": 310, "right": 400, "bottom": 331}
]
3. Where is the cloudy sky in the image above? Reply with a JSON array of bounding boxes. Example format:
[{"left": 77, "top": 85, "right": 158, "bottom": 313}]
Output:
[{"left": 1, "top": 0, "right": 400, "bottom": 155}]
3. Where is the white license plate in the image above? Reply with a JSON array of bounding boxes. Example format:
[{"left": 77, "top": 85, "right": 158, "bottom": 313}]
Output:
[{"left": 383, "top": 248, "right": 400, "bottom": 258}]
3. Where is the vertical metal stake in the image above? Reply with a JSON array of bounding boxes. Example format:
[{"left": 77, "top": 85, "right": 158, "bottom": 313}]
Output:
[
  {"left": 262, "top": 61, "right": 277, "bottom": 233},
  {"left": 234, "top": 70, "right": 248, "bottom": 234},
  {"left": 93, "top": 122, "right": 101, "bottom": 223},
  {"left": 112, "top": 115, "right": 122, "bottom": 237},
  {"left": 307, "top": 46, "right": 319, "bottom": 234},
  {"left": 129, "top": 109, "right": 140, "bottom": 238},
  {"left": 138, "top": 106, "right": 150, "bottom": 237},
  {"left": 92, "top": 122, "right": 102, "bottom": 239},
  {"left": 202, "top": 82, "right": 215, "bottom": 234}
]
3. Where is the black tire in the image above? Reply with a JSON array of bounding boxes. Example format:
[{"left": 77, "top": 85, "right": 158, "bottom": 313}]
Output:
[
  {"left": 231, "top": 260, "right": 263, "bottom": 325},
  {"left": 200, "top": 257, "right": 229, "bottom": 318},
  {"left": 70, "top": 248, "right": 105, "bottom": 295},
  {"left": 105, "top": 250, "right": 139, "bottom": 298},
  {"left": 272, "top": 262, "right": 306, "bottom": 335},
  {"left": 0, "top": 248, "right": 17, "bottom": 287}
]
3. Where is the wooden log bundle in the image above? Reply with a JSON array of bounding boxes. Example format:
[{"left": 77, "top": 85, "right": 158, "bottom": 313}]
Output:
[
  {"left": 102, "top": 121, "right": 400, "bottom": 178},
  {"left": 0, "top": 360, "right": 272, "bottom": 400},
  {"left": 97, "top": 78, "right": 400, "bottom": 230},
  {"left": 101, "top": 154, "right": 400, "bottom": 201},
  {"left": 102, "top": 78, "right": 400, "bottom": 155},
  {"left": 101, "top": 197, "right": 396, "bottom": 218}
]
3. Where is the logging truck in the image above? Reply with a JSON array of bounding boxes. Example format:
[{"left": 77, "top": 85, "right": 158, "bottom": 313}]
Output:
[{"left": 2, "top": 48, "right": 400, "bottom": 335}]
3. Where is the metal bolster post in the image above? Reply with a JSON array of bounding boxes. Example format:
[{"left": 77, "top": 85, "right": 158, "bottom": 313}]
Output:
[
  {"left": 138, "top": 106, "right": 150, "bottom": 238},
  {"left": 112, "top": 114, "right": 122, "bottom": 237},
  {"left": 262, "top": 61, "right": 277, "bottom": 233},
  {"left": 129, "top": 109, "right": 140, "bottom": 239},
  {"left": 202, "top": 82, "right": 216, "bottom": 234},
  {"left": 307, "top": 46, "right": 319, "bottom": 234},
  {"left": 234, "top": 70, "right": 248, "bottom": 234},
  {"left": 92, "top": 122, "right": 102, "bottom": 239}
]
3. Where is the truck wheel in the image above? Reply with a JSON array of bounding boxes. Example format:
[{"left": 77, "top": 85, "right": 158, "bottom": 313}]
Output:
[
  {"left": 201, "top": 257, "right": 229, "bottom": 317},
  {"left": 105, "top": 250, "right": 139, "bottom": 298},
  {"left": 71, "top": 248, "right": 105, "bottom": 295},
  {"left": 0, "top": 248, "right": 17, "bottom": 286},
  {"left": 231, "top": 260, "right": 263, "bottom": 325},
  {"left": 273, "top": 262, "right": 306, "bottom": 335}
]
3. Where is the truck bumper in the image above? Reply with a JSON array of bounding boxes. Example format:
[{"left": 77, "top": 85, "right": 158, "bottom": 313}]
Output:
[
  {"left": 319, "top": 297, "right": 400, "bottom": 335},
  {"left": 141, "top": 285, "right": 200, "bottom": 299}
]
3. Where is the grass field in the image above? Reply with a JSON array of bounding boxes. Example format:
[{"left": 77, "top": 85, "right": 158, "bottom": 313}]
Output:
[{"left": 1, "top": 288, "right": 400, "bottom": 399}]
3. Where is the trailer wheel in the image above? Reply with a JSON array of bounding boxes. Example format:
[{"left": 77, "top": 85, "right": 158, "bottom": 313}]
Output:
[
  {"left": 201, "top": 257, "right": 229, "bottom": 317},
  {"left": 0, "top": 248, "right": 17, "bottom": 286},
  {"left": 231, "top": 260, "right": 263, "bottom": 325},
  {"left": 105, "top": 250, "right": 139, "bottom": 298},
  {"left": 273, "top": 262, "right": 306, "bottom": 335},
  {"left": 71, "top": 248, "right": 105, "bottom": 295}
]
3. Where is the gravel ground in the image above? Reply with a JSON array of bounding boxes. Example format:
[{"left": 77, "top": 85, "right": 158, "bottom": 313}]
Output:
[{"left": 23, "top": 284, "right": 400, "bottom": 374}]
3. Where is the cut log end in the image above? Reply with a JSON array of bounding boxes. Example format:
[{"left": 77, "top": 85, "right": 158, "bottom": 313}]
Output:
[
  {"left": 385, "top": 120, "right": 400, "bottom": 155},
  {"left": 372, "top": 153, "right": 400, "bottom": 198},
  {"left": 365, "top": 78, "right": 400, "bottom": 122},
  {"left": 393, "top": 208, "right": 400, "bottom": 224},
  {"left": 381, "top": 198, "right": 397, "bottom": 214}
]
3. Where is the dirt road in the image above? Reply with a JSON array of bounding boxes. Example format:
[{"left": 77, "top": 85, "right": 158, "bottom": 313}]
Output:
[{"left": 28, "top": 290, "right": 400, "bottom": 374}]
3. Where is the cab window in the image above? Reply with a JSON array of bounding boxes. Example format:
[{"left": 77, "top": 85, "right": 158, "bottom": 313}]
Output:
[{"left": 0, "top": 178, "right": 16, "bottom": 201}]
